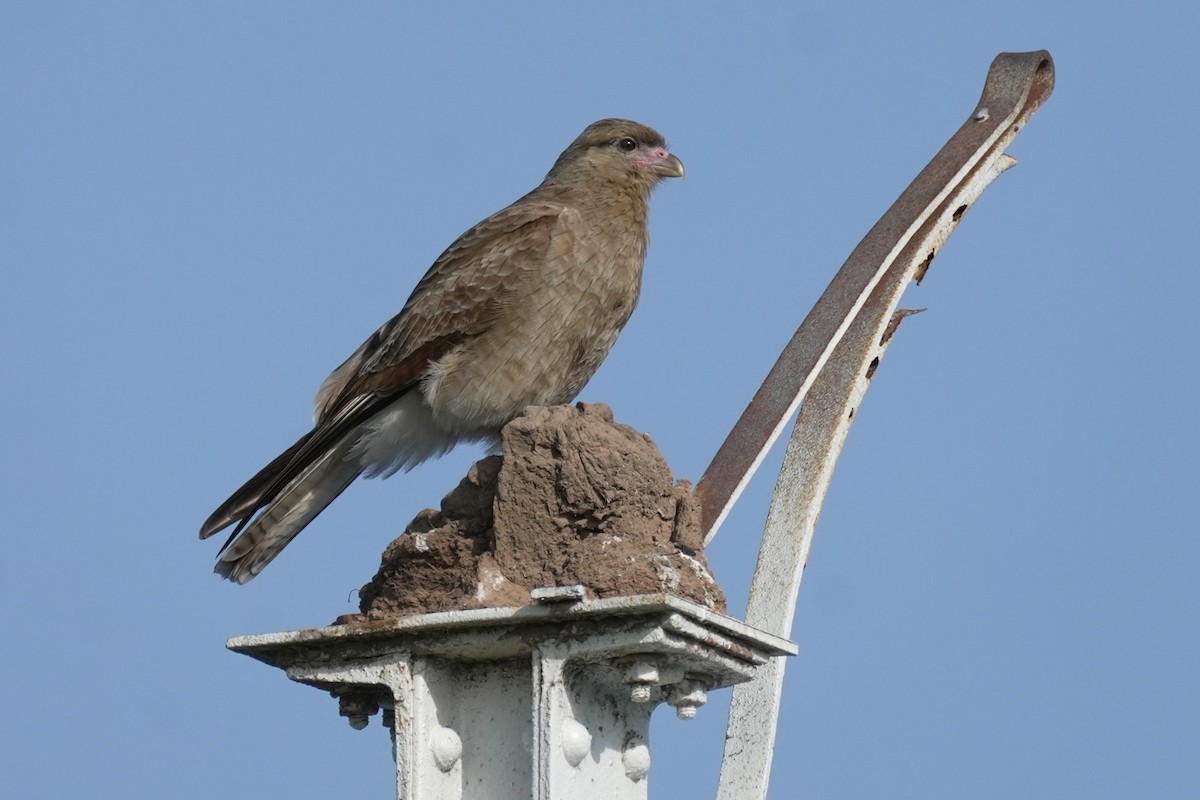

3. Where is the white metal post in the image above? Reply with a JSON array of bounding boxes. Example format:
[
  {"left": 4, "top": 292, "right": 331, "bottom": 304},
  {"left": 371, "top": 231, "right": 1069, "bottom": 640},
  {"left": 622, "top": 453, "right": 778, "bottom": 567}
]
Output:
[{"left": 229, "top": 594, "right": 795, "bottom": 799}]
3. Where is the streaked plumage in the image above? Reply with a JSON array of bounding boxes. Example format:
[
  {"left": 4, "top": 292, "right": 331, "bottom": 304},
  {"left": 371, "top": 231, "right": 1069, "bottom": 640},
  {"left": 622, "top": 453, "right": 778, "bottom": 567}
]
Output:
[{"left": 200, "top": 119, "right": 683, "bottom": 583}]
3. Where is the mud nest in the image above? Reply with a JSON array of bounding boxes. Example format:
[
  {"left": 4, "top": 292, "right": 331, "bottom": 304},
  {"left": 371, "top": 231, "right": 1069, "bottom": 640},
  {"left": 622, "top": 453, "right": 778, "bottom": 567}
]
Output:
[{"left": 355, "top": 403, "right": 725, "bottom": 618}]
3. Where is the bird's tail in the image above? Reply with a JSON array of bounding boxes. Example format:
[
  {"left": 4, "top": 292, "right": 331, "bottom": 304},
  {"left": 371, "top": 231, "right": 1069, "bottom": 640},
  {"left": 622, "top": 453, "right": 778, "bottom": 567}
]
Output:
[{"left": 212, "top": 439, "right": 363, "bottom": 583}]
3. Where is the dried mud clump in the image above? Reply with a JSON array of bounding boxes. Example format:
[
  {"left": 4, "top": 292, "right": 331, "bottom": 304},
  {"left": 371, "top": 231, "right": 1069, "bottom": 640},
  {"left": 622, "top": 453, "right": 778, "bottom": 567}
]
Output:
[{"left": 357, "top": 403, "right": 725, "bottom": 618}]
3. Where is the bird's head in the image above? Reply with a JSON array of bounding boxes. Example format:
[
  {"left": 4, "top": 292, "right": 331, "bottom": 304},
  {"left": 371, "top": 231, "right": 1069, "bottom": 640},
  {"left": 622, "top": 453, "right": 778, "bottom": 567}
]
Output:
[{"left": 544, "top": 119, "right": 684, "bottom": 193}]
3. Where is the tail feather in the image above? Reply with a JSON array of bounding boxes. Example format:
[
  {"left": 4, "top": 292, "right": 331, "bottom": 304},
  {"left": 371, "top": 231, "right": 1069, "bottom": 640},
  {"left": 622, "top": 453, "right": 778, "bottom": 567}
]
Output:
[
  {"left": 201, "top": 394, "right": 394, "bottom": 581},
  {"left": 199, "top": 431, "right": 316, "bottom": 541},
  {"left": 214, "top": 439, "right": 363, "bottom": 583}
]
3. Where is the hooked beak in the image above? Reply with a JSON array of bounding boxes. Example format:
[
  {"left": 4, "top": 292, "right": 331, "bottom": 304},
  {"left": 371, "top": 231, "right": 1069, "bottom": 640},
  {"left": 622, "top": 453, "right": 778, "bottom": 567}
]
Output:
[{"left": 652, "top": 152, "right": 685, "bottom": 178}]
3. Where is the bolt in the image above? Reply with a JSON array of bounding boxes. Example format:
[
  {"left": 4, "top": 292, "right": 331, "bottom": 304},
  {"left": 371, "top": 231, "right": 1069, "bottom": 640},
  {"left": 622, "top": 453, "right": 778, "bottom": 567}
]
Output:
[
  {"left": 625, "top": 661, "right": 659, "bottom": 703},
  {"left": 337, "top": 691, "right": 379, "bottom": 731},
  {"left": 666, "top": 678, "right": 709, "bottom": 721}
]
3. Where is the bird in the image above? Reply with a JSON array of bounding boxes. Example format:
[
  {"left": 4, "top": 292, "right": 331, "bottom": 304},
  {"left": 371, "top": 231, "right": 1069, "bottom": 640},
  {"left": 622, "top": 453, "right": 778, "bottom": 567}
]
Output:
[{"left": 200, "top": 118, "right": 684, "bottom": 583}]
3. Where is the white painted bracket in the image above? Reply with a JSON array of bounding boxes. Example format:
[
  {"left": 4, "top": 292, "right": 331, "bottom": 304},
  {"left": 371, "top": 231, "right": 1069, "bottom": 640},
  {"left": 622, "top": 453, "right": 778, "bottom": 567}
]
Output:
[{"left": 228, "top": 594, "right": 795, "bottom": 800}]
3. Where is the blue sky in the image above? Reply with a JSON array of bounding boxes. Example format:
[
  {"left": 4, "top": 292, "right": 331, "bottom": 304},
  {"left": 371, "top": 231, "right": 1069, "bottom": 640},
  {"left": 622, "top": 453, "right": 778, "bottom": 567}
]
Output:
[{"left": 3, "top": 2, "right": 1197, "bottom": 798}]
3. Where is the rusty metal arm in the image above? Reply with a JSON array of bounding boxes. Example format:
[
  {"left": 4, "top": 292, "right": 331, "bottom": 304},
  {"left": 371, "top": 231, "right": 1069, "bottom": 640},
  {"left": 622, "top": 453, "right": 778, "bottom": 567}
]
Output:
[
  {"left": 709, "top": 51, "right": 1055, "bottom": 800},
  {"left": 697, "top": 51, "right": 1055, "bottom": 546}
]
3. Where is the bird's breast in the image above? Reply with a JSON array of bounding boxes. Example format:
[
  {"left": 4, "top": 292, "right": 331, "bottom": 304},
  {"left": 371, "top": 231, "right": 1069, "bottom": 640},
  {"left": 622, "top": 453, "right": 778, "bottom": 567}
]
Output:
[{"left": 421, "top": 219, "right": 646, "bottom": 434}]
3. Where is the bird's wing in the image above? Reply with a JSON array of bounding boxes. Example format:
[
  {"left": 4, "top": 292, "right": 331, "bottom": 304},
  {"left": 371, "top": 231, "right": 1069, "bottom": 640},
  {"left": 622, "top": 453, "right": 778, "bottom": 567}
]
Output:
[
  {"left": 200, "top": 199, "right": 576, "bottom": 545},
  {"left": 315, "top": 198, "right": 579, "bottom": 419}
]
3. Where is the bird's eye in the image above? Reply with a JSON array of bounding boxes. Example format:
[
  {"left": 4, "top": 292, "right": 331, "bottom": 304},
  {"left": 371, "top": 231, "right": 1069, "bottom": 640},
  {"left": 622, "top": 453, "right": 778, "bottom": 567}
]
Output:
[{"left": 616, "top": 137, "right": 638, "bottom": 152}]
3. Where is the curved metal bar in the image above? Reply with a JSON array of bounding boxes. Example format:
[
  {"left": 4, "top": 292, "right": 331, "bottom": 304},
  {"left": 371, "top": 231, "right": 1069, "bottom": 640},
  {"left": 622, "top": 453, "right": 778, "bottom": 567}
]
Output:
[
  {"left": 697, "top": 51, "right": 1054, "bottom": 546},
  {"left": 711, "top": 51, "right": 1054, "bottom": 800}
]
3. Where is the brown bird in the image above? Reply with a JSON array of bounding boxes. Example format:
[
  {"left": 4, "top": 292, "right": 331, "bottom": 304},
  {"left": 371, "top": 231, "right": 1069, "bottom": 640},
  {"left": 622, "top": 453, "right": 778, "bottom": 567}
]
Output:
[{"left": 200, "top": 119, "right": 684, "bottom": 583}]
